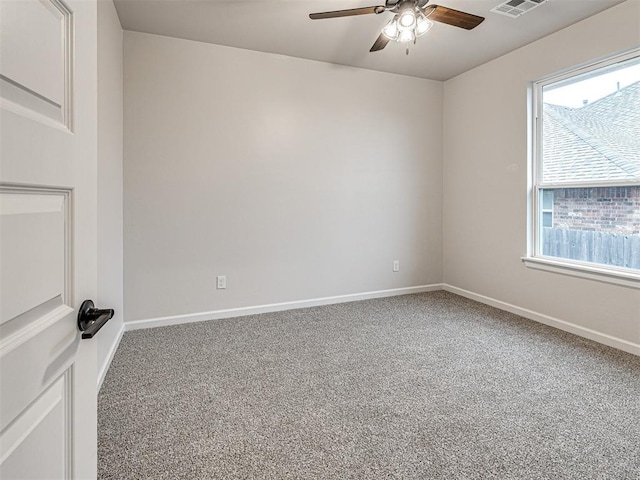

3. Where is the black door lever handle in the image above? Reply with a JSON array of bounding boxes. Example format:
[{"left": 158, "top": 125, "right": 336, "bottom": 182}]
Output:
[{"left": 77, "top": 300, "right": 114, "bottom": 339}]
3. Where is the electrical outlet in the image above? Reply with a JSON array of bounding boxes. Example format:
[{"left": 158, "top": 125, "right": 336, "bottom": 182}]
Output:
[
  {"left": 217, "top": 275, "right": 226, "bottom": 289},
  {"left": 393, "top": 260, "right": 400, "bottom": 272}
]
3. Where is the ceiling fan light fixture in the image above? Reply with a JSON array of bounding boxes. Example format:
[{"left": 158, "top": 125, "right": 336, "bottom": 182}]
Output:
[
  {"left": 381, "top": 16, "right": 399, "bottom": 40},
  {"left": 398, "top": 10, "right": 416, "bottom": 29},
  {"left": 397, "top": 28, "right": 415, "bottom": 43},
  {"left": 381, "top": 6, "right": 428, "bottom": 45},
  {"left": 415, "top": 14, "right": 433, "bottom": 37}
]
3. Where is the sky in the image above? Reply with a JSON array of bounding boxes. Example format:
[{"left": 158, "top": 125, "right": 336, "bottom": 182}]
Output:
[{"left": 544, "top": 62, "right": 640, "bottom": 108}]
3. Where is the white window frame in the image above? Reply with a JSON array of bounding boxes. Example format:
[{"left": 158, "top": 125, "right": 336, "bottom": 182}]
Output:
[{"left": 523, "top": 49, "right": 640, "bottom": 289}]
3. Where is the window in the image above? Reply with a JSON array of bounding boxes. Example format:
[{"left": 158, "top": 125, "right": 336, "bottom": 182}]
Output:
[
  {"left": 525, "top": 50, "right": 640, "bottom": 287},
  {"left": 540, "top": 190, "right": 553, "bottom": 228}
]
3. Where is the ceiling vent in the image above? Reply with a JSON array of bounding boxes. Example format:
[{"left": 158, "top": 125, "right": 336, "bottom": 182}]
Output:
[{"left": 491, "top": 0, "right": 549, "bottom": 18}]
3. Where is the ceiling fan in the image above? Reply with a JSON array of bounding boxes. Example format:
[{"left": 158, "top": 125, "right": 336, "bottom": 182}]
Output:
[{"left": 309, "top": 0, "right": 485, "bottom": 52}]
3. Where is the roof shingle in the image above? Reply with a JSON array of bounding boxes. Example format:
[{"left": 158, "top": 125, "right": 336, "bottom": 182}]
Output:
[{"left": 543, "top": 81, "right": 640, "bottom": 183}]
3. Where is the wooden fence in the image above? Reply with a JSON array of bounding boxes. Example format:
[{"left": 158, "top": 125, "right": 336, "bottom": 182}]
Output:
[{"left": 542, "top": 228, "right": 640, "bottom": 270}]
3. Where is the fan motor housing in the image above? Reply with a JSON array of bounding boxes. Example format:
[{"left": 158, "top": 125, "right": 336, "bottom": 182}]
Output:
[{"left": 386, "top": 0, "right": 430, "bottom": 12}]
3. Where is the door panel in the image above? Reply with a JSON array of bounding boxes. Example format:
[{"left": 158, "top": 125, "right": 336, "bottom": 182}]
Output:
[
  {"left": 0, "top": 372, "right": 71, "bottom": 479},
  {"left": 0, "top": 0, "right": 99, "bottom": 478},
  {"left": 0, "top": 188, "right": 68, "bottom": 324},
  {"left": 0, "top": 0, "right": 72, "bottom": 127}
]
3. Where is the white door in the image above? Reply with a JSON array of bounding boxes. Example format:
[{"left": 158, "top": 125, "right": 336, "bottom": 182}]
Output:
[{"left": 0, "top": 0, "right": 99, "bottom": 478}]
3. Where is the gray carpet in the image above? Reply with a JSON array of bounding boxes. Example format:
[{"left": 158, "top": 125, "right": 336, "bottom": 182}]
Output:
[{"left": 98, "top": 291, "right": 640, "bottom": 479}]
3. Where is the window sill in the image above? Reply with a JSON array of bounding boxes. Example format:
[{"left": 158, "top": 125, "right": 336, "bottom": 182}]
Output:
[{"left": 521, "top": 256, "right": 640, "bottom": 289}]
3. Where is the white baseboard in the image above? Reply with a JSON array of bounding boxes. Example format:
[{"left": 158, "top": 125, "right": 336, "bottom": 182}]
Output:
[
  {"left": 125, "top": 284, "right": 444, "bottom": 332},
  {"left": 443, "top": 284, "right": 640, "bottom": 356},
  {"left": 97, "top": 323, "right": 124, "bottom": 391},
  {"left": 121, "top": 282, "right": 638, "bottom": 357}
]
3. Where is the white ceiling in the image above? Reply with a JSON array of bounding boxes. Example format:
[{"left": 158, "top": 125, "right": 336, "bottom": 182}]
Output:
[{"left": 113, "top": 0, "right": 627, "bottom": 81}]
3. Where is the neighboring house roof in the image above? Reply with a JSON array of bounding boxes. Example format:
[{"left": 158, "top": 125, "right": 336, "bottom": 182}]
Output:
[{"left": 543, "top": 80, "right": 640, "bottom": 184}]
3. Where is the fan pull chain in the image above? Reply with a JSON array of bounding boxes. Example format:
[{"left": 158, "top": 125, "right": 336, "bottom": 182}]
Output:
[{"left": 407, "top": 36, "right": 417, "bottom": 56}]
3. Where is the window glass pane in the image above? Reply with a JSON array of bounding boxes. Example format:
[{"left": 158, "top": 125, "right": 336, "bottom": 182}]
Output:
[
  {"left": 541, "top": 56, "right": 640, "bottom": 185},
  {"left": 542, "top": 190, "right": 553, "bottom": 210},
  {"left": 539, "top": 187, "right": 640, "bottom": 269}
]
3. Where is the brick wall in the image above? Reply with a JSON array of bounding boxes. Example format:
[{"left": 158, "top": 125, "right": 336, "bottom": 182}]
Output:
[{"left": 551, "top": 186, "right": 640, "bottom": 235}]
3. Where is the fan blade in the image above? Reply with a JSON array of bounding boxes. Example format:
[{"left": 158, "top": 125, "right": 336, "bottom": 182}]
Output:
[
  {"left": 370, "top": 33, "right": 390, "bottom": 52},
  {"left": 309, "top": 6, "right": 385, "bottom": 20},
  {"left": 423, "top": 5, "right": 484, "bottom": 30}
]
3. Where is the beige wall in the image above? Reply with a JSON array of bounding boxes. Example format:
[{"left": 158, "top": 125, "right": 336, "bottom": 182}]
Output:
[
  {"left": 122, "top": 3, "right": 638, "bottom": 350},
  {"left": 123, "top": 32, "right": 443, "bottom": 321},
  {"left": 97, "top": 0, "right": 124, "bottom": 381},
  {"left": 443, "top": 1, "right": 640, "bottom": 345}
]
